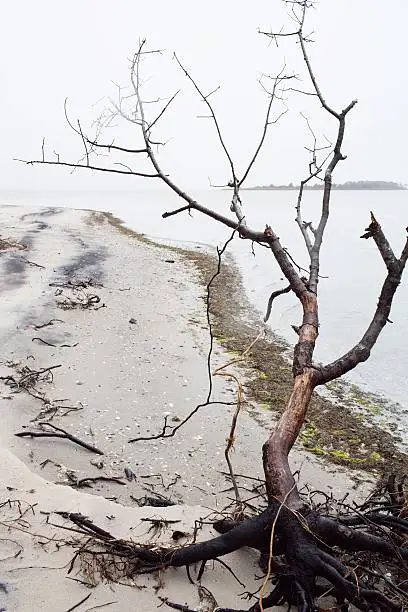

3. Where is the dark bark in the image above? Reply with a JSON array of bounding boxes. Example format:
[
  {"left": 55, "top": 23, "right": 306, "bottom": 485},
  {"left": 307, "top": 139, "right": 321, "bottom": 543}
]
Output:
[
  {"left": 64, "top": 501, "right": 408, "bottom": 611},
  {"left": 315, "top": 218, "right": 408, "bottom": 385},
  {"left": 308, "top": 101, "right": 357, "bottom": 294}
]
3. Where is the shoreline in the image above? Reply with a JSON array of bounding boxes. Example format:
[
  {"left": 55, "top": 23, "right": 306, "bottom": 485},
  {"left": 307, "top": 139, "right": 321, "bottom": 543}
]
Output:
[
  {"left": 0, "top": 204, "right": 406, "bottom": 611},
  {"left": 103, "top": 211, "right": 408, "bottom": 477}
]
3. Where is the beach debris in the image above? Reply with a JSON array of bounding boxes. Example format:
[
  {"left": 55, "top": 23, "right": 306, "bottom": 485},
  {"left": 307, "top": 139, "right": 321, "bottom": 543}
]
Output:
[
  {"left": 65, "top": 592, "right": 91, "bottom": 612},
  {"left": 18, "top": 255, "right": 45, "bottom": 269},
  {"left": 0, "top": 361, "right": 76, "bottom": 420},
  {"left": 33, "top": 318, "right": 64, "bottom": 330},
  {"left": 68, "top": 475, "right": 126, "bottom": 489},
  {"left": 0, "top": 236, "right": 27, "bottom": 252},
  {"left": 56, "top": 290, "right": 104, "bottom": 311},
  {"left": 124, "top": 467, "right": 137, "bottom": 482},
  {"left": 39, "top": 461, "right": 124, "bottom": 491},
  {"left": 141, "top": 517, "right": 181, "bottom": 539},
  {"left": 32, "top": 337, "right": 78, "bottom": 348},
  {"left": 129, "top": 317, "right": 137, "bottom": 324},
  {"left": 34, "top": 400, "right": 84, "bottom": 422},
  {"left": 15, "top": 422, "right": 104, "bottom": 455},
  {"left": 159, "top": 597, "right": 196, "bottom": 611},
  {"left": 55, "top": 511, "right": 113, "bottom": 539},
  {"left": 130, "top": 495, "right": 175, "bottom": 508},
  {"left": 49, "top": 278, "right": 103, "bottom": 289},
  {"left": 49, "top": 278, "right": 105, "bottom": 310},
  {"left": 0, "top": 363, "right": 61, "bottom": 396}
]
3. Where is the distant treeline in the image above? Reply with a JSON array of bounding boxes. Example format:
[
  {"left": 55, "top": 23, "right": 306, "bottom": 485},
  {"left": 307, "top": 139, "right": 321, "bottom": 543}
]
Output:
[{"left": 246, "top": 181, "right": 406, "bottom": 191}]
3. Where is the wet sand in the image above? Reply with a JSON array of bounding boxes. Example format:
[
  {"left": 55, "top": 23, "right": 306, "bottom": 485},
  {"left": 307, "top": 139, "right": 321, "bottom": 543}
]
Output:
[{"left": 0, "top": 205, "right": 371, "bottom": 611}]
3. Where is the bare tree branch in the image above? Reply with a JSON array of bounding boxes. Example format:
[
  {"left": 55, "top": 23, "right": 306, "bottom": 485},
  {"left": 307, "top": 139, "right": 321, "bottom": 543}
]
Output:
[
  {"left": 15, "top": 159, "right": 160, "bottom": 178},
  {"left": 173, "top": 53, "right": 237, "bottom": 186},
  {"left": 148, "top": 90, "right": 180, "bottom": 131},
  {"left": 77, "top": 120, "right": 90, "bottom": 166},
  {"left": 64, "top": 98, "right": 148, "bottom": 155},
  {"left": 261, "top": 2, "right": 357, "bottom": 294},
  {"left": 163, "top": 202, "right": 306, "bottom": 298},
  {"left": 264, "top": 284, "right": 292, "bottom": 322},
  {"left": 295, "top": 115, "right": 332, "bottom": 254},
  {"left": 172, "top": 52, "right": 249, "bottom": 228},
  {"left": 308, "top": 99, "right": 357, "bottom": 293},
  {"left": 239, "top": 68, "right": 290, "bottom": 187},
  {"left": 315, "top": 218, "right": 408, "bottom": 385}
]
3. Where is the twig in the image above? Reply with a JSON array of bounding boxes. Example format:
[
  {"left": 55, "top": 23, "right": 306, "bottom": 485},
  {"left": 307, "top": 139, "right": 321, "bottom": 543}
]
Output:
[
  {"left": 17, "top": 364, "right": 61, "bottom": 387},
  {"left": 264, "top": 284, "right": 291, "bottom": 322},
  {"left": 55, "top": 512, "right": 113, "bottom": 539},
  {"left": 159, "top": 598, "right": 195, "bottom": 612},
  {"left": 259, "top": 486, "right": 295, "bottom": 611},
  {"left": 33, "top": 319, "right": 63, "bottom": 330},
  {"left": 32, "top": 337, "right": 78, "bottom": 348},
  {"left": 213, "top": 557, "right": 246, "bottom": 588},
  {"left": 85, "top": 602, "right": 118, "bottom": 612},
  {"left": 16, "top": 159, "right": 160, "bottom": 178},
  {"left": 72, "top": 476, "right": 126, "bottom": 488},
  {"left": 15, "top": 422, "right": 104, "bottom": 455},
  {"left": 66, "top": 593, "right": 92, "bottom": 612},
  {"left": 212, "top": 330, "right": 264, "bottom": 508},
  {"left": 20, "top": 256, "right": 45, "bottom": 269},
  {"left": 239, "top": 66, "right": 290, "bottom": 187}
]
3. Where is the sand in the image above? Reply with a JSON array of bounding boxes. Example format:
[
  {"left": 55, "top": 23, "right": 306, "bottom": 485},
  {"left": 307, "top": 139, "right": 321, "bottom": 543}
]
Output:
[{"left": 0, "top": 205, "right": 370, "bottom": 611}]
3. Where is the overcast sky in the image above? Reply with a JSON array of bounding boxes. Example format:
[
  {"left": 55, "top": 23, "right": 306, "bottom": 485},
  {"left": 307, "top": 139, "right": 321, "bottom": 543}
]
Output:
[{"left": 2, "top": 0, "right": 407, "bottom": 191}]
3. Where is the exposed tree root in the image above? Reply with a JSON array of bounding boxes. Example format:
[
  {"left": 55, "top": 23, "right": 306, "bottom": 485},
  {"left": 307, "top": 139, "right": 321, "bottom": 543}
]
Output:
[{"left": 57, "top": 487, "right": 408, "bottom": 612}]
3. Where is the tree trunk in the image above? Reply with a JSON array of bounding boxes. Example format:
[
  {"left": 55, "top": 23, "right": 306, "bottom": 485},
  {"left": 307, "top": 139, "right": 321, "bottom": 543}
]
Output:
[{"left": 263, "top": 370, "right": 315, "bottom": 508}]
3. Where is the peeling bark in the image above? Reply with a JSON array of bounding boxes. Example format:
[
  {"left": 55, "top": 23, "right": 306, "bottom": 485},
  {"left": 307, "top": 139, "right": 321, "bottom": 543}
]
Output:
[{"left": 263, "top": 371, "right": 315, "bottom": 507}]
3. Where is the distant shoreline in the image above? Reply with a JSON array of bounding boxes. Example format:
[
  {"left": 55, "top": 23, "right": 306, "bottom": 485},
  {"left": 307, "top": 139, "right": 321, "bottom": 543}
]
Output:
[{"left": 243, "top": 181, "right": 406, "bottom": 191}]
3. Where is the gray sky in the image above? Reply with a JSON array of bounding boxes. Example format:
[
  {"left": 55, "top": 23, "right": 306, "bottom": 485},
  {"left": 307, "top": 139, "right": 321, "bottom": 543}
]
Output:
[{"left": 2, "top": 0, "right": 407, "bottom": 190}]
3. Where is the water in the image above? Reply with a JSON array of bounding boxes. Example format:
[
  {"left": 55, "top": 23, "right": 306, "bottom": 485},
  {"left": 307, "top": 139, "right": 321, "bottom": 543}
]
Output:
[{"left": 1, "top": 188, "right": 408, "bottom": 434}]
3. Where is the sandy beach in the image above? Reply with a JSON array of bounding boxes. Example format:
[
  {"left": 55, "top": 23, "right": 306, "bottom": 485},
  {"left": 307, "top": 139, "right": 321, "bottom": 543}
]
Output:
[{"left": 0, "top": 205, "right": 375, "bottom": 611}]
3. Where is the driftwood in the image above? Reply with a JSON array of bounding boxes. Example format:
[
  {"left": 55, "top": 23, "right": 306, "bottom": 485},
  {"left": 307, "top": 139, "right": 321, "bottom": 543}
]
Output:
[
  {"left": 33, "top": 319, "right": 64, "bottom": 330},
  {"left": 15, "top": 422, "right": 104, "bottom": 455},
  {"left": 70, "top": 476, "right": 126, "bottom": 488},
  {"left": 32, "top": 337, "right": 78, "bottom": 348}
]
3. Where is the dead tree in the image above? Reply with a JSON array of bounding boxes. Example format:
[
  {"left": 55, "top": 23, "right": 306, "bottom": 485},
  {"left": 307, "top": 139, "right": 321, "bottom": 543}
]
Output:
[{"left": 20, "top": 2, "right": 408, "bottom": 610}]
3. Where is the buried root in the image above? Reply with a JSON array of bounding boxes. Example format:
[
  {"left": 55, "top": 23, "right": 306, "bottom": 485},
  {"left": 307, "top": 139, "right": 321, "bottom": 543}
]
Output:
[{"left": 55, "top": 477, "right": 408, "bottom": 612}]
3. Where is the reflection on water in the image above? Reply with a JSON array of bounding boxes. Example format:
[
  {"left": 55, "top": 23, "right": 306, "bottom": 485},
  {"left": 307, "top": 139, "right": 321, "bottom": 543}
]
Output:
[{"left": 1, "top": 188, "right": 407, "bottom": 427}]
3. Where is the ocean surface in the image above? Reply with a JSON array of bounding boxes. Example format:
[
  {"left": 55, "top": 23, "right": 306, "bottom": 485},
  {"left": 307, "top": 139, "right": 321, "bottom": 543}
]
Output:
[{"left": 1, "top": 188, "right": 407, "bottom": 442}]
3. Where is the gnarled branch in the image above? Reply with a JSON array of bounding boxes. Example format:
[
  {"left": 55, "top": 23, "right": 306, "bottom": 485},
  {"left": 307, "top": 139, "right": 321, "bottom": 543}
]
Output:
[{"left": 315, "top": 218, "right": 408, "bottom": 385}]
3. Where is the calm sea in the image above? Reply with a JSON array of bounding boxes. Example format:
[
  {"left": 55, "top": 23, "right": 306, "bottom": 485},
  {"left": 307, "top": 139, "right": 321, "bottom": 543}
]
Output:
[{"left": 1, "top": 188, "right": 407, "bottom": 441}]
